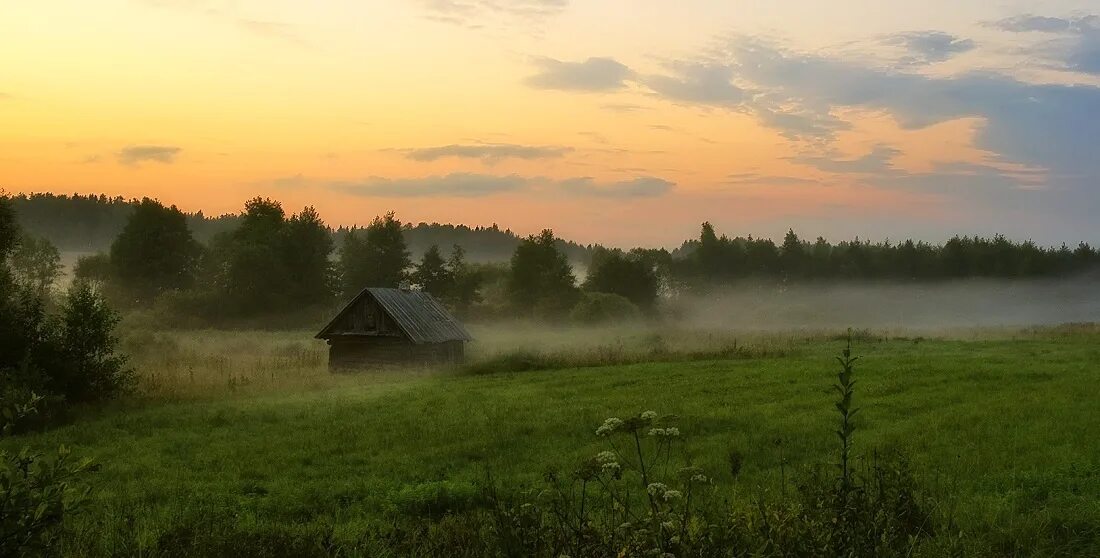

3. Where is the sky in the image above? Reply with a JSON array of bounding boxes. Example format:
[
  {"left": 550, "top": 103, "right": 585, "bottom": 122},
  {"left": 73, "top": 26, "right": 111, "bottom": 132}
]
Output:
[{"left": 2, "top": 0, "right": 1099, "bottom": 248}]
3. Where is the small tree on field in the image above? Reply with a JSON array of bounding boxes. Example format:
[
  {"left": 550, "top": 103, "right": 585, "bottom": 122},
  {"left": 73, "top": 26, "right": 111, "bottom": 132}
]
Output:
[
  {"left": 10, "top": 234, "right": 62, "bottom": 297},
  {"left": 340, "top": 212, "right": 411, "bottom": 295},
  {"left": 507, "top": 229, "right": 578, "bottom": 318},
  {"left": 584, "top": 247, "right": 659, "bottom": 312},
  {"left": 779, "top": 229, "right": 807, "bottom": 279},
  {"left": 447, "top": 245, "right": 482, "bottom": 315},
  {"left": 109, "top": 198, "right": 200, "bottom": 303},
  {"left": 283, "top": 206, "right": 336, "bottom": 306},
  {"left": 412, "top": 244, "right": 453, "bottom": 298}
]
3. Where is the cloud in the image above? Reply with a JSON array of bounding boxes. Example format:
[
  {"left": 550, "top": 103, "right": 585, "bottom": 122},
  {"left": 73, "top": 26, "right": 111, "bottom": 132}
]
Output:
[
  {"left": 990, "top": 15, "right": 1078, "bottom": 33},
  {"left": 559, "top": 176, "right": 674, "bottom": 198},
  {"left": 990, "top": 14, "right": 1100, "bottom": 75},
  {"left": 600, "top": 103, "right": 648, "bottom": 113},
  {"left": 270, "top": 174, "right": 310, "bottom": 189},
  {"left": 332, "top": 173, "right": 531, "bottom": 197},
  {"left": 725, "top": 173, "right": 819, "bottom": 186},
  {"left": 235, "top": 19, "right": 308, "bottom": 46},
  {"left": 142, "top": 1, "right": 306, "bottom": 46},
  {"left": 884, "top": 31, "right": 975, "bottom": 64},
  {"left": 421, "top": 0, "right": 568, "bottom": 27},
  {"left": 324, "top": 173, "right": 674, "bottom": 199},
  {"left": 117, "top": 145, "right": 181, "bottom": 165},
  {"left": 718, "top": 36, "right": 1100, "bottom": 179},
  {"left": 402, "top": 143, "right": 573, "bottom": 163},
  {"left": 643, "top": 62, "right": 744, "bottom": 107},
  {"left": 790, "top": 145, "right": 902, "bottom": 174},
  {"left": 525, "top": 57, "right": 634, "bottom": 91}
]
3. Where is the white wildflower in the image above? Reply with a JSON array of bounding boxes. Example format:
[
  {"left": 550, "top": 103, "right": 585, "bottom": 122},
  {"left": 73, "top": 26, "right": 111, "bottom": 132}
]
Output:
[
  {"left": 663, "top": 490, "right": 682, "bottom": 501},
  {"left": 640, "top": 411, "right": 658, "bottom": 421},
  {"left": 601, "top": 461, "right": 621, "bottom": 473},
  {"left": 647, "top": 482, "right": 668, "bottom": 496},
  {"left": 691, "top": 473, "right": 708, "bottom": 483},
  {"left": 648, "top": 427, "right": 680, "bottom": 438},
  {"left": 595, "top": 418, "right": 623, "bottom": 437},
  {"left": 595, "top": 450, "right": 617, "bottom": 464}
]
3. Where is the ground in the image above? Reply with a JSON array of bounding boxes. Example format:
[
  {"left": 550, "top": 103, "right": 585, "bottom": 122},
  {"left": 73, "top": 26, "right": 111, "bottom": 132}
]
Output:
[{"left": 4, "top": 324, "right": 1100, "bottom": 555}]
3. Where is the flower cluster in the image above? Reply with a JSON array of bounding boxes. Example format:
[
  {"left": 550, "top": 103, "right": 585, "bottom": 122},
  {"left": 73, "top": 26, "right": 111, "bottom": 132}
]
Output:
[
  {"left": 647, "top": 482, "right": 682, "bottom": 500},
  {"left": 647, "top": 427, "right": 680, "bottom": 438},
  {"left": 595, "top": 417, "right": 624, "bottom": 437}
]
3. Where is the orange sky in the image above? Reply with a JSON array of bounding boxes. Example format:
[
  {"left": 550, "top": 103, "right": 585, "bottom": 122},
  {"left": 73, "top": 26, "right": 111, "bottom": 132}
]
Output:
[{"left": 2, "top": 1, "right": 1098, "bottom": 247}]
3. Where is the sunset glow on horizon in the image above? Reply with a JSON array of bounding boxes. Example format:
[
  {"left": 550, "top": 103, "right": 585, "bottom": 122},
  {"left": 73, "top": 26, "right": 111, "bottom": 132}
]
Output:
[{"left": 3, "top": 1, "right": 1099, "bottom": 247}]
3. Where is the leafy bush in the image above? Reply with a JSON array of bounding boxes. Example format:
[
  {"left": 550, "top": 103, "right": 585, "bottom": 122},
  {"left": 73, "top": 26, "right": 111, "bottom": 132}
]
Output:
[
  {"left": 569, "top": 292, "right": 642, "bottom": 324},
  {"left": 0, "top": 390, "right": 94, "bottom": 556}
]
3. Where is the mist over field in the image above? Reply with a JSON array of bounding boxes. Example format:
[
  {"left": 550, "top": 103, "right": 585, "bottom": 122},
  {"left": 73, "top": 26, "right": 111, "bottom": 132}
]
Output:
[{"left": 676, "top": 276, "right": 1100, "bottom": 331}]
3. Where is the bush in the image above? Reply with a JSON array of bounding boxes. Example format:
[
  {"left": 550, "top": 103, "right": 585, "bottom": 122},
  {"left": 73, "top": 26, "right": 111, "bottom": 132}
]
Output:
[
  {"left": 31, "top": 282, "right": 133, "bottom": 404},
  {"left": 569, "top": 292, "right": 642, "bottom": 325},
  {"left": 0, "top": 391, "right": 94, "bottom": 557}
]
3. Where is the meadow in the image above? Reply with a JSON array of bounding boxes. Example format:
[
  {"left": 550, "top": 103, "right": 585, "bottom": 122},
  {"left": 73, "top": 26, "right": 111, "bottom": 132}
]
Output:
[{"left": 4, "top": 322, "right": 1099, "bottom": 556}]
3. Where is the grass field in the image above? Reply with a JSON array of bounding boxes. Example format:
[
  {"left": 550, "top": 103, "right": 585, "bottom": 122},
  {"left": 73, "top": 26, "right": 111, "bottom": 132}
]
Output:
[{"left": 5, "top": 323, "right": 1100, "bottom": 556}]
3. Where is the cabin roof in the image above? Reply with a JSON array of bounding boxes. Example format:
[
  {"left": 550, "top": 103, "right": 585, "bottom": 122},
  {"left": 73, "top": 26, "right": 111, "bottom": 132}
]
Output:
[{"left": 315, "top": 288, "right": 473, "bottom": 344}]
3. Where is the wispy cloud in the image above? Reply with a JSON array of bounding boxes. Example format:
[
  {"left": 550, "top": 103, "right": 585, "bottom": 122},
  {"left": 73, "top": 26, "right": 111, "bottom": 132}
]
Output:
[
  {"left": 884, "top": 31, "right": 975, "bottom": 65},
  {"left": 600, "top": 103, "right": 648, "bottom": 113},
  {"left": 117, "top": 145, "right": 182, "bottom": 165},
  {"left": 142, "top": 1, "right": 306, "bottom": 46},
  {"left": 988, "top": 14, "right": 1100, "bottom": 75},
  {"left": 989, "top": 14, "right": 1082, "bottom": 33},
  {"left": 235, "top": 19, "right": 309, "bottom": 47},
  {"left": 643, "top": 62, "right": 744, "bottom": 107},
  {"left": 402, "top": 143, "right": 573, "bottom": 163},
  {"left": 420, "top": 0, "right": 568, "bottom": 27},
  {"left": 790, "top": 145, "right": 902, "bottom": 174},
  {"left": 320, "top": 172, "right": 674, "bottom": 199},
  {"left": 525, "top": 57, "right": 634, "bottom": 91},
  {"left": 725, "top": 173, "right": 819, "bottom": 186},
  {"left": 332, "top": 173, "right": 531, "bottom": 197},
  {"left": 559, "top": 176, "right": 675, "bottom": 198}
]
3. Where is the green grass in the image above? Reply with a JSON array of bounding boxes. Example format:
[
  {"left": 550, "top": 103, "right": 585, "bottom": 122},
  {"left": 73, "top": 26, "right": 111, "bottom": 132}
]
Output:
[{"left": 6, "top": 325, "right": 1100, "bottom": 555}]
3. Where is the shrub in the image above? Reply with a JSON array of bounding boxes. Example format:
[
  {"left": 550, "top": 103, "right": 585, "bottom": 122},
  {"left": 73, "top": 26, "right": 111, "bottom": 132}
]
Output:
[
  {"left": 569, "top": 292, "right": 642, "bottom": 325},
  {"left": 33, "top": 281, "right": 133, "bottom": 403},
  {"left": 0, "top": 391, "right": 94, "bottom": 556}
]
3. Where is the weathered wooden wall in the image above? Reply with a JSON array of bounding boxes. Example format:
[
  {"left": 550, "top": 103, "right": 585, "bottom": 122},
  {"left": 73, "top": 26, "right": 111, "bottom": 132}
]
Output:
[{"left": 328, "top": 338, "right": 465, "bottom": 371}]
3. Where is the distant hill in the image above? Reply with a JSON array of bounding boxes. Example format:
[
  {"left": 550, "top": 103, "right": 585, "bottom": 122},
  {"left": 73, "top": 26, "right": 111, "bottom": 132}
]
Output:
[{"left": 9, "top": 193, "right": 593, "bottom": 264}]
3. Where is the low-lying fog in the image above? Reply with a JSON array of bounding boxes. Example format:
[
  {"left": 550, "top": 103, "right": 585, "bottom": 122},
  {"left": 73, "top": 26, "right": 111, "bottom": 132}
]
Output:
[{"left": 674, "top": 276, "right": 1100, "bottom": 331}]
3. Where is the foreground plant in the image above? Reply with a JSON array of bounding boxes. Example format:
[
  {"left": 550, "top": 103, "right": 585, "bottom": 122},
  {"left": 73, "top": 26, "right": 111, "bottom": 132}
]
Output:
[
  {"left": 488, "top": 410, "right": 720, "bottom": 557},
  {"left": 0, "top": 389, "right": 94, "bottom": 556}
]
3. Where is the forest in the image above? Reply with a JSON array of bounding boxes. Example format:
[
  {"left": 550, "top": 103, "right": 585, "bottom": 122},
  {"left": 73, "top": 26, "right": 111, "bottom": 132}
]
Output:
[{"left": 8, "top": 192, "right": 1098, "bottom": 329}]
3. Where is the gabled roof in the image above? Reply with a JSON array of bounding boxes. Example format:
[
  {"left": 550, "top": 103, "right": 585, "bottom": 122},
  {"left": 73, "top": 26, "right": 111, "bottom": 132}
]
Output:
[{"left": 316, "top": 288, "right": 472, "bottom": 344}]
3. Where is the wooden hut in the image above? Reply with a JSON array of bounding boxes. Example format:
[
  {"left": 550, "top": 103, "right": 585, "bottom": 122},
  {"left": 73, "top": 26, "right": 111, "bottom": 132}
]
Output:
[{"left": 316, "top": 288, "right": 472, "bottom": 370}]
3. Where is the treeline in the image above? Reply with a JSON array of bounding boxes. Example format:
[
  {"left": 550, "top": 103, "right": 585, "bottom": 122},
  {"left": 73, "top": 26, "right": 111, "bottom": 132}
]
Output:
[
  {"left": 53, "top": 196, "right": 644, "bottom": 325},
  {"left": 9, "top": 193, "right": 592, "bottom": 262},
  {"left": 9, "top": 193, "right": 1100, "bottom": 327},
  {"left": 668, "top": 224, "right": 1100, "bottom": 286},
  {"left": 9, "top": 193, "right": 237, "bottom": 250}
]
